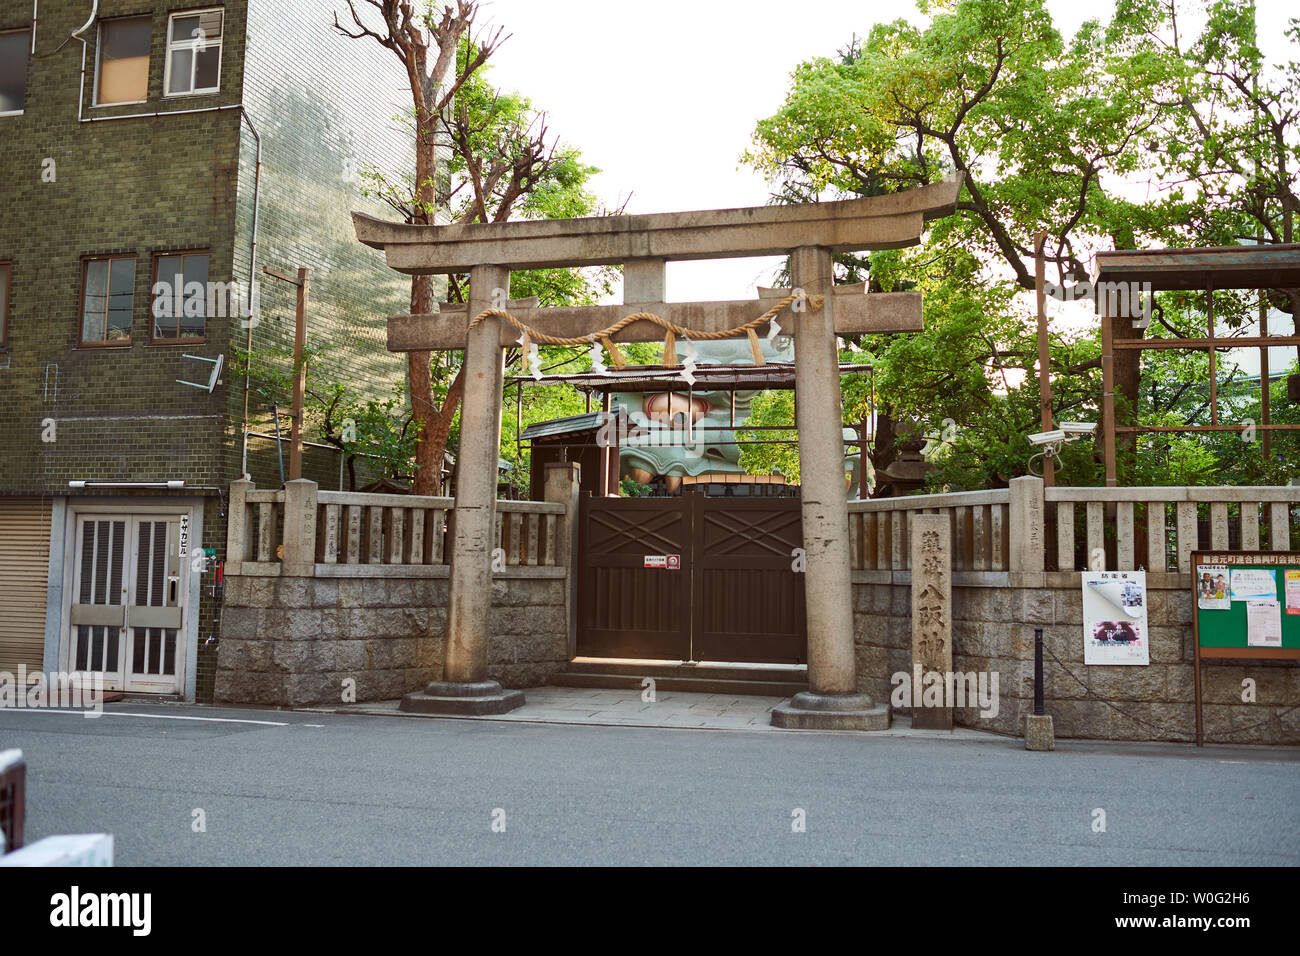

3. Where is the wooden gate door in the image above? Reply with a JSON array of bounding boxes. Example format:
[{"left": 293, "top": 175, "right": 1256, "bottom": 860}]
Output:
[
  {"left": 576, "top": 493, "right": 806, "bottom": 663},
  {"left": 576, "top": 496, "right": 692, "bottom": 660},
  {"left": 692, "top": 496, "right": 806, "bottom": 664}
]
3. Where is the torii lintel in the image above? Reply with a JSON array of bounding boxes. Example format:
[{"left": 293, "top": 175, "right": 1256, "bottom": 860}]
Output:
[
  {"left": 352, "top": 176, "right": 963, "bottom": 274},
  {"left": 385, "top": 285, "right": 923, "bottom": 352}
]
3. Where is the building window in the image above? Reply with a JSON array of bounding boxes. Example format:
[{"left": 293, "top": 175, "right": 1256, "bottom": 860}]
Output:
[
  {"left": 0, "top": 30, "right": 29, "bottom": 115},
  {"left": 80, "top": 256, "right": 136, "bottom": 346},
  {"left": 0, "top": 261, "right": 11, "bottom": 348},
  {"left": 165, "top": 9, "right": 223, "bottom": 96},
  {"left": 96, "top": 17, "right": 151, "bottom": 105},
  {"left": 151, "top": 252, "right": 209, "bottom": 343}
]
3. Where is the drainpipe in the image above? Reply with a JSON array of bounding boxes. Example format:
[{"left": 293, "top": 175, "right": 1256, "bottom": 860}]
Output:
[
  {"left": 31, "top": 0, "right": 37, "bottom": 53},
  {"left": 70, "top": 0, "right": 96, "bottom": 124},
  {"left": 239, "top": 107, "right": 262, "bottom": 481}
]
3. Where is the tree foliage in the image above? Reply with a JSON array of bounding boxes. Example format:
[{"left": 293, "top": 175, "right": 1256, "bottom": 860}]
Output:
[{"left": 746, "top": 0, "right": 1299, "bottom": 492}]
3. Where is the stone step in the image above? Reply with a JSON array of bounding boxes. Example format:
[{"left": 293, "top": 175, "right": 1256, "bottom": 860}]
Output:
[
  {"left": 553, "top": 660, "right": 807, "bottom": 697},
  {"left": 566, "top": 658, "right": 807, "bottom": 683}
]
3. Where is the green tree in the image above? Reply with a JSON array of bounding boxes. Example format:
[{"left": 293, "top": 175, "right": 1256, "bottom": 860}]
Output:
[{"left": 746, "top": 0, "right": 1299, "bottom": 491}]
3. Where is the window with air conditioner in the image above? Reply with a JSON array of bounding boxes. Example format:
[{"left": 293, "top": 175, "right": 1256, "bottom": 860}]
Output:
[
  {"left": 165, "top": 9, "right": 223, "bottom": 96},
  {"left": 95, "top": 17, "right": 151, "bottom": 105}
]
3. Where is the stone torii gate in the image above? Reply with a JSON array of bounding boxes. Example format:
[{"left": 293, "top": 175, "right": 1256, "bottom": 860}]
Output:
[{"left": 353, "top": 176, "right": 962, "bottom": 728}]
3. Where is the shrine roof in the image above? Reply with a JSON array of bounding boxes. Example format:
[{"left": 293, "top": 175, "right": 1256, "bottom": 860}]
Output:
[{"left": 1094, "top": 243, "right": 1300, "bottom": 291}]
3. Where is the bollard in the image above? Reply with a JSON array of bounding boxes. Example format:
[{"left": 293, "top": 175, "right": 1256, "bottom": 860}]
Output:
[
  {"left": 1034, "top": 627, "right": 1045, "bottom": 716},
  {"left": 1024, "top": 627, "right": 1055, "bottom": 751}
]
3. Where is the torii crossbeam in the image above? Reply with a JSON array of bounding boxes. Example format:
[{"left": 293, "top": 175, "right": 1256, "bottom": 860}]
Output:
[{"left": 353, "top": 176, "right": 962, "bottom": 727}]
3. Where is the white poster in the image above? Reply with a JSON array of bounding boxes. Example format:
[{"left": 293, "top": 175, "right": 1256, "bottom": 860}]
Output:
[
  {"left": 1230, "top": 568, "right": 1277, "bottom": 602},
  {"left": 1246, "top": 600, "right": 1283, "bottom": 647},
  {"left": 1082, "top": 570, "right": 1149, "bottom": 665},
  {"left": 1196, "top": 563, "right": 1231, "bottom": 610}
]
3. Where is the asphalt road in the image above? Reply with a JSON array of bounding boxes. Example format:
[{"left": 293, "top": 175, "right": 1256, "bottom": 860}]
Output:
[{"left": 3, "top": 701, "right": 1298, "bottom": 866}]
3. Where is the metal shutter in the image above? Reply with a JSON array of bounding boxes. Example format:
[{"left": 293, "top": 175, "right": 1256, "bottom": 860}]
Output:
[{"left": 0, "top": 499, "right": 52, "bottom": 675}]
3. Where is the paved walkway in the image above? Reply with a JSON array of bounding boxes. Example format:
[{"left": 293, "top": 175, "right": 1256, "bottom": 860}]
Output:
[{"left": 298, "top": 685, "right": 1002, "bottom": 739}]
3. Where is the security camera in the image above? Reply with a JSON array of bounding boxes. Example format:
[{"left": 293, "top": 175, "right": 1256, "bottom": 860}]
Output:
[
  {"left": 1028, "top": 429, "right": 1065, "bottom": 446},
  {"left": 1060, "top": 421, "right": 1097, "bottom": 435}
]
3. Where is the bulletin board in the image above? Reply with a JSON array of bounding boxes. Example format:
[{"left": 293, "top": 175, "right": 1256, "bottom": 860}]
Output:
[{"left": 1191, "top": 551, "right": 1300, "bottom": 746}]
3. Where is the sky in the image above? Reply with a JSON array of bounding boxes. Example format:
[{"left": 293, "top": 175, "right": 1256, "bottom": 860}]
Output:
[{"left": 468, "top": 0, "right": 1296, "bottom": 310}]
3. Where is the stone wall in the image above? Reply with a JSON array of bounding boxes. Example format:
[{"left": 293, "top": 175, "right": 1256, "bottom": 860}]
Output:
[
  {"left": 214, "top": 570, "right": 568, "bottom": 707},
  {"left": 853, "top": 574, "right": 1300, "bottom": 745}
]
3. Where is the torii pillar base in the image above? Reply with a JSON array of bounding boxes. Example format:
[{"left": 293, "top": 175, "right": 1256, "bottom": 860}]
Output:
[
  {"left": 399, "top": 680, "right": 525, "bottom": 716},
  {"left": 771, "top": 692, "right": 891, "bottom": 731}
]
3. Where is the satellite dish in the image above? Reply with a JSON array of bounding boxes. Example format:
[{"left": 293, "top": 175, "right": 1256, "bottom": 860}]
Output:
[{"left": 176, "top": 353, "right": 224, "bottom": 393}]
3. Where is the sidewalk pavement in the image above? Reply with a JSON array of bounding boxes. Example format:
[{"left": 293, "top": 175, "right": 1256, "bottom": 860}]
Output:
[{"left": 297, "top": 685, "right": 1004, "bottom": 739}]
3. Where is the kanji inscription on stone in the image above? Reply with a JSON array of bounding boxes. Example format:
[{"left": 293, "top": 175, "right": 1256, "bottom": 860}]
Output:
[{"left": 911, "top": 514, "right": 953, "bottom": 730}]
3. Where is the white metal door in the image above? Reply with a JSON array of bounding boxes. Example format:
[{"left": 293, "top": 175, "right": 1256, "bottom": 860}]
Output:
[{"left": 67, "top": 515, "right": 186, "bottom": 694}]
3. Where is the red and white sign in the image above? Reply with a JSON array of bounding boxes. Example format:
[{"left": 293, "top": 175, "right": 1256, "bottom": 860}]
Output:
[{"left": 644, "top": 554, "right": 681, "bottom": 570}]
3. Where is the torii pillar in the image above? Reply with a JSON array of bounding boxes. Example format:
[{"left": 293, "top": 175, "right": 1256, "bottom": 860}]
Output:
[
  {"left": 768, "top": 246, "right": 886, "bottom": 729},
  {"left": 353, "top": 175, "right": 962, "bottom": 727},
  {"left": 400, "top": 263, "right": 526, "bottom": 714}
]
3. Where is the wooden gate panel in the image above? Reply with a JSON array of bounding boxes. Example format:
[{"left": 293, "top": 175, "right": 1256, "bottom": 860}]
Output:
[
  {"left": 577, "top": 494, "right": 808, "bottom": 663},
  {"left": 692, "top": 497, "right": 806, "bottom": 664},
  {"left": 577, "top": 497, "right": 691, "bottom": 660}
]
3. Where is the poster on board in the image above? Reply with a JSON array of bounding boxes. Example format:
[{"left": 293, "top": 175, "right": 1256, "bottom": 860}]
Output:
[
  {"left": 1230, "top": 567, "right": 1277, "bottom": 602},
  {"left": 1197, "top": 564, "right": 1231, "bottom": 610},
  {"left": 1082, "top": 570, "right": 1149, "bottom": 665},
  {"left": 1246, "top": 600, "right": 1283, "bottom": 647},
  {"left": 1285, "top": 570, "right": 1300, "bottom": 616}
]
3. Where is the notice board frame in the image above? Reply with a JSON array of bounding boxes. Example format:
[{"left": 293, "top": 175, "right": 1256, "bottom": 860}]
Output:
[{"left": 1191, "top": 550, "right": 1300, "bottom": 746}]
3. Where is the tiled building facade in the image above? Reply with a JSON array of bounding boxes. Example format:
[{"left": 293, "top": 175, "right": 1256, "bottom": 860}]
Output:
[{"left": 0, "top": 0, "right": 417, "bottom": 702}]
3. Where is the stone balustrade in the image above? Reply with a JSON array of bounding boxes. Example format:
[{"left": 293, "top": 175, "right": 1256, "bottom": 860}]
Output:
[
  {"left": 215, "top": 464, "right": 583, "bottom": 707},
  {"left": 227, "top": 479, "right": 568, "bottom": 577},
  {"left": 848, "top": 487, "right": 1013, "bottom": 574},
  {"left": 849, "top": 479, "right": 1299, "bottom": 585},
  {"left": 1047, "top": 485, "right": 1300, "bottom": 574}
]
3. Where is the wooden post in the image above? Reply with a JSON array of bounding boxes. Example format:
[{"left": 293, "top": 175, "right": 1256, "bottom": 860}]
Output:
[
  {"left": 1261, "top": 288, "right": 1271, "bottom": 458},
  {"left": 1035, "top": 231, "right": 1054, "bottom": 486},
  {"left": 290, "top": 268, "right": 309, "bottom": 481},
  {"left": 1101, "top": 291, "right": 1118, "bottom": 486}
]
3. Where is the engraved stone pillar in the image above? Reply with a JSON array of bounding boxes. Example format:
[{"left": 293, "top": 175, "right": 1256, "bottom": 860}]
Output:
[
  {"left": 280, "top": 479, "right": 318, "bottom": 578},
  {"left": 910, "top": 513, "right": 953, "bottom": 730}
]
